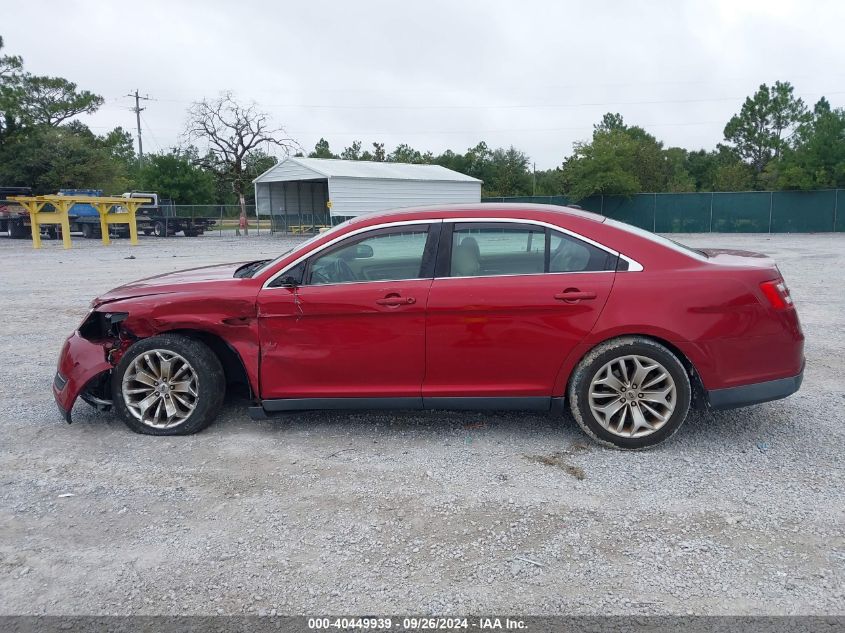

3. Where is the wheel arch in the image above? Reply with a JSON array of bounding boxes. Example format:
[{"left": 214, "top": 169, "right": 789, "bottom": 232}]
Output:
[
  {"left": 161, "top": 328, "right": 255, "bottom": 400},
  {"left": 557, "top": 332, "right": 707, "bottom": 407}
]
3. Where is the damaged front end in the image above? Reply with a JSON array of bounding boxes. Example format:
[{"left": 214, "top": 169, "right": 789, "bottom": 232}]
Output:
[{"left": 53, "top": 310, "right": 135, "bottom": 423}]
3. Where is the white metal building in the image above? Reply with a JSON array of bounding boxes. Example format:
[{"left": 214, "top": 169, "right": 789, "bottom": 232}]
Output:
[{"left": 253, "top": 157, "right": 482, "bottom": 228}]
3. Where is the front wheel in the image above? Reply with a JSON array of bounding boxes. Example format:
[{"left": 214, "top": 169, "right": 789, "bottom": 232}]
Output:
[
  {"left": 112, "top": 334, "right": 225, "bottom": 435},
  {"left": 568, "top": 337, "right": 691, "bottom": 449}
]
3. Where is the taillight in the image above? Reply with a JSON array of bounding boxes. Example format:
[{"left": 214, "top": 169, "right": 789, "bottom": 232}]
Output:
[{"left": 760, "top": 279, "right": 793, "bottom": 309}]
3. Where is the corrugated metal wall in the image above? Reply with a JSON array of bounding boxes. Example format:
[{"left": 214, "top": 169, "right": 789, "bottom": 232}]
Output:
[{"left": 328, "top": 178, "right": 482, "bottom": 218}]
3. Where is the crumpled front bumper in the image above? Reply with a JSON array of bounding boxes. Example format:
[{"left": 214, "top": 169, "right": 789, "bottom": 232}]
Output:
[{"left": 53, "top": 332, "right": 112, "bottom": 423}]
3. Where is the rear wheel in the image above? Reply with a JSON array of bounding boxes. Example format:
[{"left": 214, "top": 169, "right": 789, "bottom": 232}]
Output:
[
  {"left": 153, "top": 221, "right": 166, "bottom": 237},
  {"left": 8, "top": 220, "right": 28, "bottom": 239},
  {"left": 81, "top": 223, "right": 94, "bottom": 238},
  {"left": 568, "top": 337, "right": 691, "bottom": 449},
  {"left": 112, "top": 334, "right": 225, "bottom": 435}
]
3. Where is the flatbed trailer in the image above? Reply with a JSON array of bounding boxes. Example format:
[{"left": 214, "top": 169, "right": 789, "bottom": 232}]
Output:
[
  {"left": 135, "top": 212, "right": 216, "bottom": 237},
  {"left": 1, "top": 186, "right": 34, "bottom": 238},
  {"left": 125, "top": 192, "right": 216, "bottom": 237}
]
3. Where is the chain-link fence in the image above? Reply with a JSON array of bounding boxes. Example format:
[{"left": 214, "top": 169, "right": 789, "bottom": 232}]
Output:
[
  {"left": 5, "top": 192, "right": 844, "bottom": 242},
  {"left": 139, "top": 205, "right": 331, "bottom": 238},
  {"left": 483, "top": 189, "right": 845, "bottom": 233}
]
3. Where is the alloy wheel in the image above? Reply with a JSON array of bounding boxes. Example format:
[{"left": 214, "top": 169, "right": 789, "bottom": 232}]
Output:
[
  {"left": 121, "top": 349, "right": 199, "bottom": 429},
  {"left": 588, "top": 354, "right": 677, "bottom": 438}
]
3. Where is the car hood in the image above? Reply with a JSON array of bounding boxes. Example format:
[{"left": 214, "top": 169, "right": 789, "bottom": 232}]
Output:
[{"left": 93, "top": 261, "right": 250, "bottom": 306}]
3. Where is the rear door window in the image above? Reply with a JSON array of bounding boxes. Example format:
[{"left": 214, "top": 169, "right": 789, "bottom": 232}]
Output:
[
  {"left": 446, "top": 223, "right": 617, "bottom": 277},
  {"left": 450, "top": 224, "right": 544, "bottom": 277}
]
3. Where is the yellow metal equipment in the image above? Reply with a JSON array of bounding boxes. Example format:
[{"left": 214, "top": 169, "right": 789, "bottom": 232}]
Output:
[
  {"left": 9, "top": 195, "right": 150, "bottom": 249},
  {"left": 288, "top": 224, "right": 330, "bottom": 235}
]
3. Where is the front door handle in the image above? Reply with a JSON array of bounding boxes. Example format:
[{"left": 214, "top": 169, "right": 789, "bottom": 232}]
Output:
[
  {"left": 376, "top": 295, "right": 416, "bottom": 307},
  {"left": 554, "top": 289, "right": 597, "bottom": 303}
]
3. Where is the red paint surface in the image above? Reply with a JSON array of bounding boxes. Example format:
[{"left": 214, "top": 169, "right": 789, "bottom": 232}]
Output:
[{"left": 54, "top": 204, "right": 805, "bottom": 415}]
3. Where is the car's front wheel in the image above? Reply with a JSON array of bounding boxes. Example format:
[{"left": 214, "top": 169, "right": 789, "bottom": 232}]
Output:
[
  {"left": 112, "top": 334, "right": 225, "bottom": 435},
  {"left": 568, "top": 337, "right": 691, "bottom": 449}
]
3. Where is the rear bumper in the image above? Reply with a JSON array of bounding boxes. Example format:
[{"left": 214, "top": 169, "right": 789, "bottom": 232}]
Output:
[{"left": 706, "top": 363, "right": 804, "bottom": 410}]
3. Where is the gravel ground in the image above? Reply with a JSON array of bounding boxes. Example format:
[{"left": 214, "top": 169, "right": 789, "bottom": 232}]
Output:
[{"left": 0, "top": 231, "right": 842, "bottom": 616}]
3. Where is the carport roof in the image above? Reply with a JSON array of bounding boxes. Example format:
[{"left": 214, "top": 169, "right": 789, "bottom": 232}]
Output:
[{"left": 253, "top": 157, "right": 482, "bottom": 184}]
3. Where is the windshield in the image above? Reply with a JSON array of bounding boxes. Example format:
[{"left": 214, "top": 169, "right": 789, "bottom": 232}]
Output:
[
  {"left": 250, "top": 221, "right": 351, "bottom": 277},
  {"left": 604, "top": 218, "right": 709, "bottom": 260}
]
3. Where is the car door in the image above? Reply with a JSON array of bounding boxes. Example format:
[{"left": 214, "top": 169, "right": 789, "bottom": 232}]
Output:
[
  {"left": 257, "top": 222, "right": 439, "bottom": 402},
  {"left": 423, "top": 221, "right": 617, "bottom": 403}
]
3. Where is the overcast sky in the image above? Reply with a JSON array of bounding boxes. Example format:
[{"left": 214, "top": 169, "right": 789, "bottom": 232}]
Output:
[{"left": 3, "top": 0, "right": 844, "bottom": 168}]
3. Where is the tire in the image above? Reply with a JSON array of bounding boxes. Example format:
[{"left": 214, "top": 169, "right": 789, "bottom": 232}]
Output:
[
  {"left": 567, "top": 336, "right": 691, "bottom": 450},
  {"left": 153, "top": 221, "right": 166, "bottom": 237},
  {"left": 183, "top": 228, "right": 198, "bottom": 237},
  {"left": 81, "top": 223, "right": 94, "bottom": 239},
  {"left": 112, "top": 334, "right": 225, "bottom": 436},
  {"left": 8, "top": 220, "right": 28, "bottom": 239},
  {"left": 143, "top": 229, "right": 153, "bottom": 236}
]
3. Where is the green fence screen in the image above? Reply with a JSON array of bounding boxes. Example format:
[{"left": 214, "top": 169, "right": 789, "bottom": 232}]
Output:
[{"left": 483, "top": 189, "right": 844, "bottom": 233}]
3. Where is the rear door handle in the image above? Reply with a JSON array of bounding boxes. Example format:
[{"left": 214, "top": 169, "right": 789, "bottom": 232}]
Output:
[
  {"left": 376, "top": 296, "right": 416, "bottom": 307},
  {"left": 554, "top": 289, "right": 597, "bottom": 303}
]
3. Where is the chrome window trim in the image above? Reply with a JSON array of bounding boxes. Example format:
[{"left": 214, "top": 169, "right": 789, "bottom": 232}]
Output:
[
  {"left": 262, "top": 216, "right": 643, "bottom": 290},
  {"left": 438, "top": 270, "right": 616, "bottom": 281},
  {"left": 262, "top": 219, "right": 440, "bottom": 290},
  {"left": 448, "top": 217, "right": 642, "bottom": 273}
]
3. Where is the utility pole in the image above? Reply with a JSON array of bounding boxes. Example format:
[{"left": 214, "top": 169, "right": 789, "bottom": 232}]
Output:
[{"left": 126, "top": 90, "right": 151, "bottom": 166}]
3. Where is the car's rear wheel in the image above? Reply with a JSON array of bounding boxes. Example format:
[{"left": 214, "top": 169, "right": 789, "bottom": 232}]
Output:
[
  {"left": 112, "top": 334, "right": 225, "bottom": 435},
  {"left": 568, "top": 337, "right": 691, "bottom": 449}
]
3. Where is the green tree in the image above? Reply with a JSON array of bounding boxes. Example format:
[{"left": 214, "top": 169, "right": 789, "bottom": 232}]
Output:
[
  {"left": 722, "top": 81, "right": 809, "bottom": 175},
  {"left": 16, "top": 75, "right": 103, "bottom": 126},
  {"left": 388, "top": 143, "right": 429, "bottom": 164},
  {"left": 486, "top": 146, "right": 531, "bottom": 197},
  {"left": 560, "top": 115, "right": 673, "bottom": 199},
  {"left": 340, "top": 140, "right": 362, "bottom": 160},
  {"left": 308, "top": 137, "right": 337, "bottom": 158},
  {"left": 1, "top": 37, "right": 103, "bottom": 143},
  {"left": 767, "top": 97, "right": 845, "bottom": 189},
  {"left": 138, "top": 148, "right": 216, "bottom": 203},
  {"left": 664, "top": 147, "right": 696, "bottom": 192},
  {"left": 561, "top": 129, "right": 640, "bottom": 199},
  {"left": 713, "top": 161, "right": 755, "bottom": 191},
  {"left": 0, "top": 122, "right": 134, "bottom": 193}
]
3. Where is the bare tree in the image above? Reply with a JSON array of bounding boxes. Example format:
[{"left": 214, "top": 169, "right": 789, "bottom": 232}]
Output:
[{"left": 184, "top": 92, "right": 298, "bottom": 234}]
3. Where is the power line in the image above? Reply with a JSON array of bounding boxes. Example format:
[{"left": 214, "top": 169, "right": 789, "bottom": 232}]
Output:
[{"left": 132, "top": 90, "right": 845, "bottom": 110}]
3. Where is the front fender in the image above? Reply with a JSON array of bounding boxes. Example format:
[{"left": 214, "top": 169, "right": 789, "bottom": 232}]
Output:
[{"left": 53, "top": 333, "right": 112, "bottom": 422}]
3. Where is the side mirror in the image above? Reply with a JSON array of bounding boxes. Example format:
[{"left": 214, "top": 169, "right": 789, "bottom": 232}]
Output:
[{"left": 355, "top": 244, "right": 374, "bottom": 259}]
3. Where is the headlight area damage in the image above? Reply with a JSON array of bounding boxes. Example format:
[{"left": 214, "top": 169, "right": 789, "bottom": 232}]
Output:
[{"left": 53, "top": 311, "right": 134, "bottom": 423}]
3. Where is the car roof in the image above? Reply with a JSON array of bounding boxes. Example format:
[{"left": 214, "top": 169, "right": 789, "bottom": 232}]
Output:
[{"left": 346, "top": 203, "right": 606, "bottom": 226}]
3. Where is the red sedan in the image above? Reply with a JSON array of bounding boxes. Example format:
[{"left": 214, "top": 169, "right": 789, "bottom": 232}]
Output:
[{"left": 53, "top": 204, "right": 804, "bottom": 449}]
